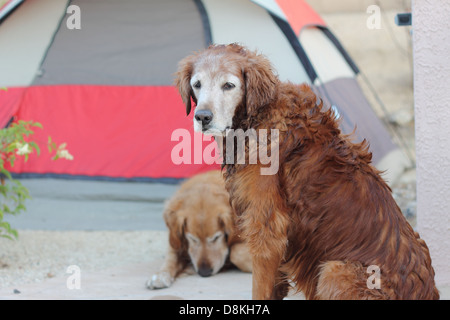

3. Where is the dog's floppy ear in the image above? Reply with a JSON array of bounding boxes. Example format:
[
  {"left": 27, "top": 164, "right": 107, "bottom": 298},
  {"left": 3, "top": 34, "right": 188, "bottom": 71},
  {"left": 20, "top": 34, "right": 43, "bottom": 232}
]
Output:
[
  {"left": 243, "top": 51, "right": 278, "bottom": 115},
  {"left": 219, "top": 211, "right": 235, "bottom": 245},
  {"left": 174, "top": 54, "right": 198, "bottom": 116},
  {"left": 163, "top": 204, "right": 187, "bottom": 251}
]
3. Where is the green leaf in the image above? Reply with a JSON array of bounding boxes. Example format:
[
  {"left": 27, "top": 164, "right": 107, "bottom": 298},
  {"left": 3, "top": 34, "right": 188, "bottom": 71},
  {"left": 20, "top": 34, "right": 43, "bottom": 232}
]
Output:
[
  {"left": 15, "top": 204, "right": 26, "bottom": 213},
  {"left": 1, "top": 168, "right": 12, "bottom": 180},
  {"left": 1, "top": 234, "right": 15, "bottom": 240},
  {"left": 0, "top": 221, "right": 18, "bottom": 239},
  {"left": 0, "top": 228, "right": 18, "bottom": 240},
  {"left": 31, "top": 122, "right": 43, "bottom": 129},
  {"left": 8, "top": 155, "right": 16, "bottom": 167},
  {"left": 29, "top": 141, "right": 40, "bottom": 155},
  {"left": 10, "top": 228, "right": 19, "bottom": 239}
]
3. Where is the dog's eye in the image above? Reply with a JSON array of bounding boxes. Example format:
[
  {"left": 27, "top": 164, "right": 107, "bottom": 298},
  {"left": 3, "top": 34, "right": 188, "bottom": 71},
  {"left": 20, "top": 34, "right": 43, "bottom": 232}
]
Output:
[
  {"left": 186, "top": 233, "right": 199, "bottom": 244},
  {"left": 209, "top": 233, "right": 222, "bottom": 243},
  {"left": 193, "top": 80, "right": 201, "bottom": 89},
  {"left": 222, "top": 82, "right": 235, "bottom": 91}
]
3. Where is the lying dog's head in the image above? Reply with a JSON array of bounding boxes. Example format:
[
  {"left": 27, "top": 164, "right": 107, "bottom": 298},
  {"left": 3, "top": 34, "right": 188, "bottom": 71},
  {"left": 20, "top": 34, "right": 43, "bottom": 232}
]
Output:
[
  {"left": 184, "top": 206, "right": 231, "bottom": 277},
  {"left": 163, "top": 170, "right": 235, "bottom": 277},
  {"left": 175, "top": 44, "right": 278, "bottom": 135}
]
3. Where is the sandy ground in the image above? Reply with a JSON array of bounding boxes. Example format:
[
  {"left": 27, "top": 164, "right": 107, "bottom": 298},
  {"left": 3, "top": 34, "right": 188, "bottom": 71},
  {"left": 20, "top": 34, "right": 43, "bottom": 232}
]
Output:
[
  {"left": 0, "top": 231, "right": 258, "bottom": 300},
  {"left": 2, "top": 8, "right": 447, "bottom": 300}
]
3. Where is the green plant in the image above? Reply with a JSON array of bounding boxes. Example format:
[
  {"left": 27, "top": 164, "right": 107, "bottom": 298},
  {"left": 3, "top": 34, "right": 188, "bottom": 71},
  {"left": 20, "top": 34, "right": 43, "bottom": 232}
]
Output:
[{"left": 0, "top": 120, "right": 73, "bottom": 239}]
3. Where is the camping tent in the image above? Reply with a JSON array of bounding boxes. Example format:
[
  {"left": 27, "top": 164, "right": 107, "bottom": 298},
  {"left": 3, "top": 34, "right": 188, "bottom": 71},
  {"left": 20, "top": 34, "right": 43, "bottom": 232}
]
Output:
[{"left": 0, "top": 0, "right": 408, "bottom": 183}]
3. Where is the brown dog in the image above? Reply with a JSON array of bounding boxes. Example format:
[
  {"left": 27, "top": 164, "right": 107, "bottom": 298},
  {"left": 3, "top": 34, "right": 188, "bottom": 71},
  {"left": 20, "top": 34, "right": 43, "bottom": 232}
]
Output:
[
  {"left": 175, "top": 44, "right": 439, "bottom": 299},
  {"left": 147, "top": 170, "right": 251, "bottom": 290}
]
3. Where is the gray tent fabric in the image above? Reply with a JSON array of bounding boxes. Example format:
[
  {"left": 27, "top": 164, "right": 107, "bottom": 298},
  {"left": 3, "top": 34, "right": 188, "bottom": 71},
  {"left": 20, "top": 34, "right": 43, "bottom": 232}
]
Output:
[
  {"left": 314, "top": 78, "right": 397, "bottom": 165},
  {"left": 34, "top": 0, "right": 207, "bottom": 86},
  {"left": 0, "top": 0, "right": 69, "bottom": 87}
]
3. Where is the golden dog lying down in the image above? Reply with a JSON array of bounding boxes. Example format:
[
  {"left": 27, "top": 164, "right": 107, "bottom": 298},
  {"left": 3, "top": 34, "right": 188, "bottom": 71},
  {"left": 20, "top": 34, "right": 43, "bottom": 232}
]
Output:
[{"left": 147, "top": 170, "right": 252, "bottom": 289}]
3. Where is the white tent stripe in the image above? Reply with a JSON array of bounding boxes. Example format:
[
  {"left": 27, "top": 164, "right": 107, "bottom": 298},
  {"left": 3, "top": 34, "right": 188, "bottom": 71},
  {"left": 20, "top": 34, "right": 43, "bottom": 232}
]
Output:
[
  {"left": 250, "top": 0, "right": 287, "bottom": 21},
  {"left": 300, "top": 28, "right": 355, "bottom": 84},
  {"left": 0, "top": 0, "right": 68, "bottom": 87},
  {"left": 0, "top": 0, "right": 23, "bottom": 20}
]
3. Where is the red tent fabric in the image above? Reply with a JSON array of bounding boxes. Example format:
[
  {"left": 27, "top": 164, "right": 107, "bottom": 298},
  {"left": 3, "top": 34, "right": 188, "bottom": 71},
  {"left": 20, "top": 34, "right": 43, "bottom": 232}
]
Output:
[
  {"left": 6, "top": 85, "right": 219, "bottom": 180},
  {"left": 0, "top": 87, "right": 24, "bottom": 127},
  {"left": 275, "top": 0, "right": 325, "bottom": 35}
]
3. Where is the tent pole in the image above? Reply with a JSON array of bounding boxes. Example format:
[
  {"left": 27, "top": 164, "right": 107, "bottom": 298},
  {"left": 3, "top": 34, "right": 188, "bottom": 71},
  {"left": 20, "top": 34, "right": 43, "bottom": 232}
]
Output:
[{"left": 358, "top": 70, "right": 416, "bottom": 168}]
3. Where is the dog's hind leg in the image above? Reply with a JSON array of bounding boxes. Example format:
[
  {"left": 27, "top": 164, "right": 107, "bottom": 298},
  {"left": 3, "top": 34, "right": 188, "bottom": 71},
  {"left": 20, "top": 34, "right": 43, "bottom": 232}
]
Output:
[{"left": 315, "top": 261, "right": 390, "bottom": 300}]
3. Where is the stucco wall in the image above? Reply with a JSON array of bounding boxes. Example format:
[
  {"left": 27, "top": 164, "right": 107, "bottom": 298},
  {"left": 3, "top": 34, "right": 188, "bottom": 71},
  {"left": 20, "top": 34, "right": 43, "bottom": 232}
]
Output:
[{"left": 413, "top": 0, "right": 450, "bottom": 287}]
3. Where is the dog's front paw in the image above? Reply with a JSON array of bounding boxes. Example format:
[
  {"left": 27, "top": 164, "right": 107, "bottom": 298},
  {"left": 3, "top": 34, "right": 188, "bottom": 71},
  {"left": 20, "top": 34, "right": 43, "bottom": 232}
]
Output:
[{"left": 146, "top": 271, "right": 174, "bottom": 290}]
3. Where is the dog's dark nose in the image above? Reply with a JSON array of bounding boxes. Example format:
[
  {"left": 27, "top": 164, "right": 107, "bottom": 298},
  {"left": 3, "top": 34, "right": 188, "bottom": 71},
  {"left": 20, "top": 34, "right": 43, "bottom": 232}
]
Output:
[
  {"left": 198, "top": 263, "right": 213, "bottom": 277},
  {"left": 194, "top": 110, "right": 213, "bottom": 126}
]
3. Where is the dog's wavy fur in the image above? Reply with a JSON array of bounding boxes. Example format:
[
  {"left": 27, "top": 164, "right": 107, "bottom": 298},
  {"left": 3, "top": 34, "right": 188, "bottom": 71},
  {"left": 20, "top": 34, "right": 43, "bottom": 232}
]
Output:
[{"left": 175, "top": 44, "right": 439, "bottom": 300}]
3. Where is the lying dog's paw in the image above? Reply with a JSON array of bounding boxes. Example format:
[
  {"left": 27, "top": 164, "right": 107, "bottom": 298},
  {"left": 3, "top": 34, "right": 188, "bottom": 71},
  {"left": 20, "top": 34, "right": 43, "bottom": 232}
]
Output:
[{"left": 146, "top": 271, "right": 174, "bottom": 290}]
